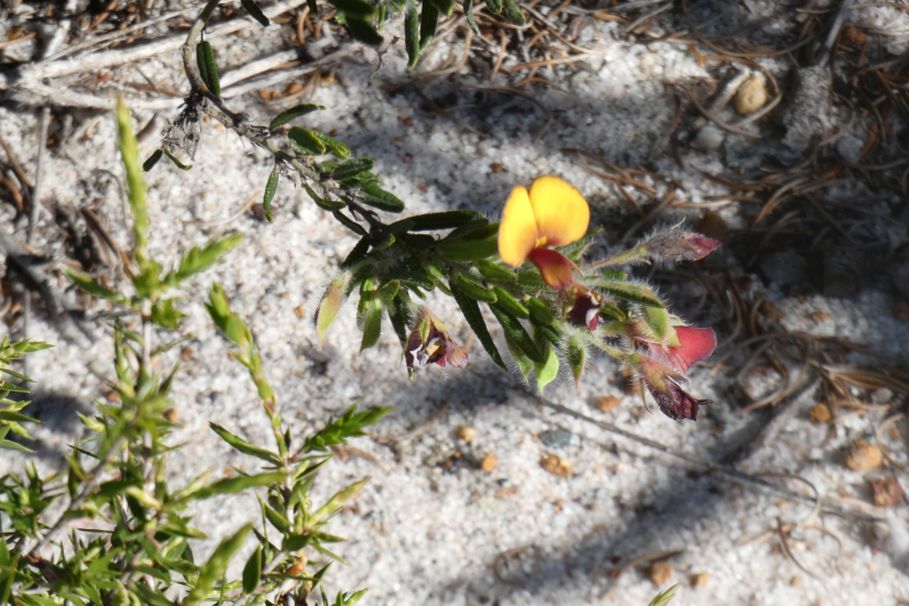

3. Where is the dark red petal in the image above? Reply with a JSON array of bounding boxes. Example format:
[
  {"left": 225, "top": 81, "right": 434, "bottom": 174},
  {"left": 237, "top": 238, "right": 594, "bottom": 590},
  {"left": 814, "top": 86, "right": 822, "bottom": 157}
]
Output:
[
  {"left": 528, "top": 248, "right": 576, "bottom": 289},
  {"left": 644, "top": 379, "right": 710, "bottom": 421}
]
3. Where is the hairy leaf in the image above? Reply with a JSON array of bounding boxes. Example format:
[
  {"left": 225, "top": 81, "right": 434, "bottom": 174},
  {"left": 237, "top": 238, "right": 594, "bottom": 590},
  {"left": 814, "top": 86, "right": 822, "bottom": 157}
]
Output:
[
  {"left": 240, "top": 0, "right": 270, "bottom": 26},
  {"left": 269, "top": 104, "right": 323, "bottom": 130},
  {"left": 263, "top": 164, "right": 279, "bottom": 222},
  {"left": 196, "top": 40, "right": 221, "bottom": 97}
]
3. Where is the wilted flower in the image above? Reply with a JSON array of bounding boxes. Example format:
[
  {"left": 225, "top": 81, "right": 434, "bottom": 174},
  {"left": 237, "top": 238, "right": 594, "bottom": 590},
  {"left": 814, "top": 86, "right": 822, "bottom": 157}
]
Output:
[
  {"left": 643, "top": 228, "right": 721, "bottom": 263},
  {"left": 497, "top": 176, "right": 589, "bottom": 289},
  {"left": 633, "top": 325, "right": 717, "bottom": 421},
  {"left": 567, "top": 289, "right": 603, "bottom": 331},
  {"left": 404, "top": 309, "right": 469, "bottom": 372}
]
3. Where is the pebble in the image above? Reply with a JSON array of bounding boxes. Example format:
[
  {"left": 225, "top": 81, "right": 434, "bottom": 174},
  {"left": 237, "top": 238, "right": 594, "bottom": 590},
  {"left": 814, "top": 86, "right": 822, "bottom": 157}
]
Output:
[
  {"left": 481, "top": 452, "right": 497, "bottom": 473},
  {"left": 595, "top": 395, "right": 621, "bottom": 413},
  {"left": 691, "top": 571, "right": 710, "bottom": 588},
  {"left": 735, "top": 73, "right": 768, "bottom": 115},
  {"left": 808, "top": 403, "right": 831, "bottom": 424},
  {"left": 691, "top": 124, "right": 725, "bottom": 151},
  {"left": 844, "top": 439, "right": 883, "bottom": 472},
  {"left": 870, "top": 477, "right": 904, "bottom": 507},
  {"left": 648, "top": 560, "right": 673, "bottom": 586},
  {"left": 540, "top": 453, "right": 573, "bottom": 478},
  {"left": 455, "top": 425, "right": 476, "bottom": 443},
  {"left": 539, "top": 428, "right": 573, "bottom": 449}
]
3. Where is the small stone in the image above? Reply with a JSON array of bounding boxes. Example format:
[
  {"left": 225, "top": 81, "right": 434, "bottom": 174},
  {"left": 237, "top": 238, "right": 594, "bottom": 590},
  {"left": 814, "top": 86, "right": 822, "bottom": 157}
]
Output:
[
  {"left": 647, "top": 560, "right": 673, "bottom": 586},
  {"left": 455, "top": 425, "right": 476, "bottom": 443},
  {"left": 808, "top": 403, "right": 832, "bottom": 424},
  {"left": 735, "top": 73, "right": 768, "bottom": 115},
  {"left": 595, "top": 395, "right": 621, "bottom": 413},
  {"left": 164, "top": 408, "right": 178, "bottom": 423},
  {"left": 540, "top": 453, "right": 573, "bottom": 478},
  {"left": 870, "top": 477, "right": 904, "bottom": 507},
  {"left": 539, "top": 428, "right": 572, "bottom": 449},
  {"left": 844, "top": 439, "right": 883, "bottom": 472},
  {"left": 294, "top": 305, "right": 306, "bottom": 318},
  {"left": 691, "top": 124, "right": 725, "bottom": 151},
  {"left": 481, "top": 452, "right": 497, "bottom": 473},
  {"left": 871, "top": 387, "right": 894, "bottom": 405},
  {"left": 691, "top": 571, "right": 710, "bottom": 588},
  {"left": 489, "top": 162, "right": 506, "bottom": 173}
]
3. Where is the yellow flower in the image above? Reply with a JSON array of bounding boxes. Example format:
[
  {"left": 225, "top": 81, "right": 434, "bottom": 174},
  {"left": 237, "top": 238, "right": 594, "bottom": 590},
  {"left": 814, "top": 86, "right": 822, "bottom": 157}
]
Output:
[{"left": 497, "top": 175, "right": 590, "bottom": 289}]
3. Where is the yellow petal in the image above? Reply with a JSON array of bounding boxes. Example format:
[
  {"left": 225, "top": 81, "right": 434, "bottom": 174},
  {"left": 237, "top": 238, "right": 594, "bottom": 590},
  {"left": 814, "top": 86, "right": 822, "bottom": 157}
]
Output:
[
  {"left": 497, "top": 185, "right": 539, "bottom": 267},
  {"left": 528, "top": 175, "right": 589, "bottom": 247}
]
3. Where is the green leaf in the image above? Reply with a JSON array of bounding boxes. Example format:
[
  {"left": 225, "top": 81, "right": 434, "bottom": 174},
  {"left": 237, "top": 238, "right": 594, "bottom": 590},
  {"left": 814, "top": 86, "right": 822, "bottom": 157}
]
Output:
[
  {"left": 185, "top": 472, "right": 286, "bottom": 501},
  {"left": 302, "top": 405, "right": 391, "bottom": 452},
  {"left": 151, "top": 297, "right": 184, "bottom": 329},
  {"left": 503, "top": 0, "right": 525, "bottom": 24},
  {"left": 526, "top": 298, "right": 556, "bottom": 326},
  {"left": 491, "top": 287, "right": 528, "bottom": 318},
  {"left": 210, "top": 423, "right": 279, "bottom": 464},
  {"left": 159, "top": 148, "right": 191, "bottom": 170},
  {"left": 242, "top": 545, "right": 263, "bottom": 594},
  {"left": 567, "top": 336, "right": 586, "bottom": 386},
  {"left": 196, "top": 40, "right": 221, "bottom": 97},
  {"left": 346, "top": 17, "right": 384, "bottom": 45},
  {"left": 386, "top": 292, "right": 411, "bottom": 349},
  {"left": 535, "top": 344, "right": 559, "bottom": 392},
  {"left": 647, "top": 584, "right": 679, "bottom": 606},
  {"left": 341, "top": 236, "right": 371, "bottom": 269},
  {"left": 289, "top": 126, "right": 327, "bottom": 155},
  {"left": 66, "top": 270, "right": 129, "bottom": 305},
  {"left": 598, "top": 279, "right": 664, "bottom": 307},
  {"left": 450, "top": 284, "right": 506, "bottom": 369},
  {"left": 311, "top": 477, "right": 368, "bottom": 524},
  {"left": 449, "top": 273, "right": 496, "bottom": 303},
  {"left": 168, "top": 233, "right": 244, "bottom": 285},
  {"left": 642, "top": 304, "right": 679, "bottom": 345},
  {"left": 420, "top": 2, "right": 439, "bottom": 48},
  {"left": 476, "top": 259, "right": 516, "bottom": 282},
  {"left": 310, "top": 130, "right": 351, "bottom": 159},
  {"left": 490, "top": 306, "right": 544, "bottom": 363},
  {"left": 241, "top": 0, "right": 270, "bottom": 25},
  {"left": 358, "top": 296, "right": 383, "bottom": 351},
  {"left": 263, "top": 164, "right": 279, "bottom": 222},
  {"left": 436, "top": 237, "right": 497, "bottom": 261},
  {"left": 269, "top": 104, "right": 323, "bottom": 130},
  {"left": 304, "top": 182, "right": 347, "bottom": 211},
  {"left": 183, "top": 524, "right": 251, "bottom": 605},
  {"left": 359, "top": 182, "right": 405, "bottom": 212},
  {"left": 463, "top": 0, "right": 479, "bottom": 32},
  {"left": 405, "top": 1, "right": 420, "bottom": 66},
  {"left": 389, "top": 210, "right": 481, "bottom": 233},
  {"left": 332, "top": 210, "right": 367, "bottom": 235},
  {"left": 331, "top": 158, "right": 374, "bottom": 180},
  {"left": 332, "top": 589, "right": 367, "bottom": 606},
  {"left": 506, "top": 338, "right": 533, "bottom": 382},
  {"left": 142, "top": 148, "right": 163, "bottom": 172},
  {"left": 316, "top": 274, "right": 350, "bottom": 345},
  {"left": 115, "top": 97, "right": 148, "bottom": 263}
]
